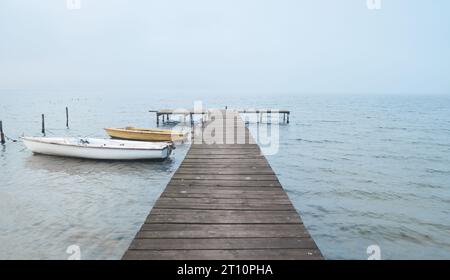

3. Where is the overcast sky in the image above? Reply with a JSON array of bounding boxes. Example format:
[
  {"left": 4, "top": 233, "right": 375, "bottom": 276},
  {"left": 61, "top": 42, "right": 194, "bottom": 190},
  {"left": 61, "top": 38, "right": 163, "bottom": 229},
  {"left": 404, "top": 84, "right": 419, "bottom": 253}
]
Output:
[{"left": 0, "top": 0, "right": 449, "bottom": 94}]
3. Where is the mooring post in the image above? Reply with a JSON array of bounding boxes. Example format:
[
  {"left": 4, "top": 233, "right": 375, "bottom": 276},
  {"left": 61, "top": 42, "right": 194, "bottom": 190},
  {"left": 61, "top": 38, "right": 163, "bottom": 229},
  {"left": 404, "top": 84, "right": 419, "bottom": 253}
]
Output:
[
  {"left": 0, "top": 120, "right": 5, "bottom": 145},
  {"left": 156, "top": 113, "right": 160, "bottom": 126},
  {"left": 283, "top": 112, "right": 286, "bottom": 123},
  {"left": 287, "top": 112, "right": 290, "bottom": 124},
  {"left": 162, "top": 114, "right": 165, "bottom": 123},
  {"left": 66, "top": 107, "right": 69, "bottom": 128},
  {"left": 190, "top": 113, "right": 194, "bottom": 126},
  {"left": 41, "top": 114, "right": 45, "bottom": 135}
]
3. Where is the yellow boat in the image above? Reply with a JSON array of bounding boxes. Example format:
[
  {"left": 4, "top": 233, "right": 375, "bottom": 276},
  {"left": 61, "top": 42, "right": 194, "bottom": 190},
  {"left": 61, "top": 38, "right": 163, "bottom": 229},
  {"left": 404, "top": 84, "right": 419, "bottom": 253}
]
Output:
[{"left": 104, "top": 127, "right": 188, "bottom": 142}]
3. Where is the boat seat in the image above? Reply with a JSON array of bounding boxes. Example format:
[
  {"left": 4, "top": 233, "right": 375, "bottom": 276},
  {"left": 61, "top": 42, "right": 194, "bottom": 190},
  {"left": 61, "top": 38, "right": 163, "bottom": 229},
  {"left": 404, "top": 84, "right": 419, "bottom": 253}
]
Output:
[{"left": 79, "top": 139, "right": 90, "bottom": 145}]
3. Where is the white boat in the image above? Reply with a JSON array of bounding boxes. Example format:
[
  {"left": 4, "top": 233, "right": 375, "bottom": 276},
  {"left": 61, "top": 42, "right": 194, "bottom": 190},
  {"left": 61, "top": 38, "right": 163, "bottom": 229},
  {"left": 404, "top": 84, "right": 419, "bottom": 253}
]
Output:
[{"left": 21, "top": 137, "right": 172, "bottom": 160}]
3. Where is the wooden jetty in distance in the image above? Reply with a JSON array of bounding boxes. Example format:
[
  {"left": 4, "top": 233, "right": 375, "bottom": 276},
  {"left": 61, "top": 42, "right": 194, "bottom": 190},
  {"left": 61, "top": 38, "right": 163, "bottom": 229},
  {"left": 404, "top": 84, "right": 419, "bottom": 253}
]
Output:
[
  {"left": 150, "top": 108, "right": 290, "bottom": 126},
  {"left": 123, "top": 109, "right": 322, "bottom": 260}
]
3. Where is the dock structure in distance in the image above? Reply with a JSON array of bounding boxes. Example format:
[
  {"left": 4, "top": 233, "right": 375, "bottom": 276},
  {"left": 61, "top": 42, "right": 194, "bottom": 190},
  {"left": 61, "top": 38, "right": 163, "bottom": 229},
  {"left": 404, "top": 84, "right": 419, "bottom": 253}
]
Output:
[{"left": 150, "top": 108, "right": 290, "bottom": 126}]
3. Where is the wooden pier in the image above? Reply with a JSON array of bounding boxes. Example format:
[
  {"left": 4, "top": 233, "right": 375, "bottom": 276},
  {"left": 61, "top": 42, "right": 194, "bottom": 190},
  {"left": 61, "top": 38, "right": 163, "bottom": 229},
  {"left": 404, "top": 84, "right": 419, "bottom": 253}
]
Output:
[
  {"left": 151, "top": 108, "right": 290, "bottom": 126},
  {"left": 123, "top": 110, "right": 322, "bottom": 260}
]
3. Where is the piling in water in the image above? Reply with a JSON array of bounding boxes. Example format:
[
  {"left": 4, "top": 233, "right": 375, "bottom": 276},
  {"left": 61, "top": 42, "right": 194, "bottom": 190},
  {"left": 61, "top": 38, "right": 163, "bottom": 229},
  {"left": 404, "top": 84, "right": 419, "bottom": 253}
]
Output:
[
  {"left": 0, "top": 120, "right": 5, "bottom": 144},
  {"left": 66, "top": 107, "right": 69, "bottom": 128},
  {"left": 41, "top": 114, "right": 45, "bottom": 135}
]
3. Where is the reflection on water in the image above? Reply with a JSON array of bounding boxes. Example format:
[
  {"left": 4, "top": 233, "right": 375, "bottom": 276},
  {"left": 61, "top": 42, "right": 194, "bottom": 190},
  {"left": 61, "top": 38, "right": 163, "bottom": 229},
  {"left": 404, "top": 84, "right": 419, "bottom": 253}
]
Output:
[
  {"left": 0, "top": 92, "right": 191, "bottom": 259},
  {"left": 1, "top": 92, "right": 450, "bottom": 259},
  {"left": 1, "top": 144, "right": 189, "bottom": 259},
  {"left": 24, "top": 153, "right": 178, "bottom": 176}
]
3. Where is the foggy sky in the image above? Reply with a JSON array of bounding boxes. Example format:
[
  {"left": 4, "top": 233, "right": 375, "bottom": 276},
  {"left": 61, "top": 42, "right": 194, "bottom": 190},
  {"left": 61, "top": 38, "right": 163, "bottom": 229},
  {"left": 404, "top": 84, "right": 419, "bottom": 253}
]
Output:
[{"left": 1, "top": 0, "right": 449, "bottom": 94}]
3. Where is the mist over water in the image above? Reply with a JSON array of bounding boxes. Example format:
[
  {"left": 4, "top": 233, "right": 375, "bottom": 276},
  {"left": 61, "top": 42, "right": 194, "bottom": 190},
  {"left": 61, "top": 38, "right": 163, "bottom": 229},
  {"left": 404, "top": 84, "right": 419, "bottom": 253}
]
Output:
[
  {"left": 1, "top": 0, "right": 450, "bottom": 260},
  {"left": 1, "top": 91, "right": 450, "bottom": 259}
]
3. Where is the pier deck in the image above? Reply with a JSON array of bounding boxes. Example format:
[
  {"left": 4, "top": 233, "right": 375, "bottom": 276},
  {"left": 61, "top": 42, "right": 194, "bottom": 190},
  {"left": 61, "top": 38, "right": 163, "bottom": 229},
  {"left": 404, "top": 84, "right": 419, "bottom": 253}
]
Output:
[
  {"left": 151, "top": 108, "right": 290, "bottom": 126},
  {"left": 123, "top": 110, "right": 322, "bottom": 260}
]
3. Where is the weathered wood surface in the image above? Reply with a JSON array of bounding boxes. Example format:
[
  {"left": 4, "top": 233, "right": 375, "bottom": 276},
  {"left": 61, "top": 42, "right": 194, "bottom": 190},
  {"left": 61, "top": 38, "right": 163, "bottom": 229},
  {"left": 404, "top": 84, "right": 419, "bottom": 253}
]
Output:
[{"left": 123, "top": 110, "right": 322, "bottom": 260}]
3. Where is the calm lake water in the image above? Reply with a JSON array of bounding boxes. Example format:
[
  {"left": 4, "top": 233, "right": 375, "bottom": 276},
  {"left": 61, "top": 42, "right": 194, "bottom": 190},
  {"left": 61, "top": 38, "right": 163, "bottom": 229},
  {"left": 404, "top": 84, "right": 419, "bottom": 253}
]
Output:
[{"left": 1, "top": 91, "right": 450, "bottom": 259}]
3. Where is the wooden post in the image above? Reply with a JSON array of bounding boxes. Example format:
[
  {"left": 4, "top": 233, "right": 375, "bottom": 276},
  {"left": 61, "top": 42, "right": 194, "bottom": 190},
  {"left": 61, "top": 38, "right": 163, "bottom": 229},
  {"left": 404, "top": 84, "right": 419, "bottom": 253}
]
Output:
[
  {"left": 41, "top": 114, "right": 45, "bottom": 135},
  {"left": 66, "top": 107, "right": 69, "bottom": 128},
  {"left": 283, "top": 113, "right": 286, "bottom": 123},
  {"left": 190, "top": 113, "right": 194, "bottom": 126},
  {"left": 156, "top": 113, "right": 160, "bottom": 126},
  {"left": 287, "top": 112, "right": 290, "bottom": 124},
  {"left": 162, "top": 114, "right": 165, "bottom": 123},
  {"left": 0, "top": 120, "right": 5, "bottom": 145}
]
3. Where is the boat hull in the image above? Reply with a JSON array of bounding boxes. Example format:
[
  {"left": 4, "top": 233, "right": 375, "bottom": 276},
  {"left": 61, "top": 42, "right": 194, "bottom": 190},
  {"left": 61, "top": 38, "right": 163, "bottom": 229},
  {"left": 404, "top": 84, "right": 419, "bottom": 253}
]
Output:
[
  {"left": 105, "top": 128, "right": 187, "bottom": 142},
  {"left": 22, "top": 138, "right": 170, "bottom": 160}
]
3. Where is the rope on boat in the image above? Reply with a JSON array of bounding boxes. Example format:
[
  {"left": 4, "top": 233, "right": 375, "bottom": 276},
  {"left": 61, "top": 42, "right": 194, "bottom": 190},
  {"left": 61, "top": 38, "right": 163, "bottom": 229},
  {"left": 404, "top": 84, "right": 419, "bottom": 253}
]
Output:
[
  {"left": 2, "top": 128, "right": 105, "bottom": 144},
  {"left": 4, "top": 134, "right": 19, "bottom": 143}
]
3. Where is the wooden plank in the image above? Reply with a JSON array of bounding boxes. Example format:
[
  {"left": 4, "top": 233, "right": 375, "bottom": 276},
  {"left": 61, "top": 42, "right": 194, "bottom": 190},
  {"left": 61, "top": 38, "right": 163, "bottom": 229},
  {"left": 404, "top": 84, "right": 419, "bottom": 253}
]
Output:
[
  {"left": 188, "top": 151, "right": 262, "bottom": 155},
  {"left": 179, "top": 164, "right": 272, "bottom": 169},
  {"left": 178, "top": 166, "right": 272, "bottom": 171},
  {"left": 188, "top": 151, "right": 263, "bottom": 155},
  {"left": 185, "top": 155, "right": 264, "bottom": 159},
  {"left": 176, "top": 168, "right": 275, "bottom": 175},
  {"left": 153, "top": 203, "right": 294, "bottom": 211},
  {"left": 172, "top": 174, "right": 279, "bottom": 181},
  {"left": 154, "top": 198, "right": 294, "bottom": 210},
  {"left": 123, "top": 249, "right": 322, "bottom": 260},
  {"left": 155, "top": 197, "right": 291, "bottom": 204},
  {"left": 163, "top": 188, "right": 287, "bottom": 196},
  {"left": 164, "top": 187, "right": 282, "bottom": 194},
  {"left": 180, "top": 163, "right": 271, "bottom": 168},
  {"left": 149, "top": 208, "right": 297, "bottom": 215},
  {"left": 129, "top": 238, "right": 318, "bottom": 250},
  {"left": 191, "top": 144, "right": 261, "bottom": 149},
  {"left": 137, "top": 224, "right": 311, "bottom": 238},
  {"left": 146, "top": 209, "right": 302, "bottom": 224},
  {"left": 161, "top": 192, "right": 288, "bottom": 199},
  {"left": 168, "top": 179, "right": 281, "bottom": 187},
  {"left": 182, "top": 158, "right": 270, "bottom": 164},
  {"left": 177, "top": 167, "right": 273, "bottom": 172}
]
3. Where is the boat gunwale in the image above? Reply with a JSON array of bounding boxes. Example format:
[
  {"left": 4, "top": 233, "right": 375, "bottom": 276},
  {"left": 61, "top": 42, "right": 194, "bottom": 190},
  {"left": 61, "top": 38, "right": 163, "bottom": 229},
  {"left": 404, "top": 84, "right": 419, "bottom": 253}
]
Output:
[
  {"left": 105, "top": 127, "right": 187, "bottom": 136},
  {"left": 21, "top": 137, "right": 170, "bottom": 151}
]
